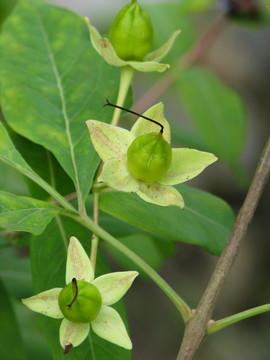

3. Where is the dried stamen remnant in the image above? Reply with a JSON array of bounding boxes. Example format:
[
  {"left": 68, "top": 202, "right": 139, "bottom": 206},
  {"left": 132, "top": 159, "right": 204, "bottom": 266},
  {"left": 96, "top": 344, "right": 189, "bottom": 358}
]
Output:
[
  {"left": 64, "top": 343, "right": 73, "bottom": 354},
  {"left": 66, "top": 278, "right": 78, "bottom": 310},
  {"left": 104, "top": 99, "right": 164, "bottom": 133}
]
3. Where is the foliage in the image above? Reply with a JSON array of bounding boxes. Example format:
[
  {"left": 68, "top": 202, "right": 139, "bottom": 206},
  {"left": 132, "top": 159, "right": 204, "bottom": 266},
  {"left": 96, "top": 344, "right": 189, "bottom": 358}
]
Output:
[{"left": 0, "top": 0, "right": 268, "bottom": 359}]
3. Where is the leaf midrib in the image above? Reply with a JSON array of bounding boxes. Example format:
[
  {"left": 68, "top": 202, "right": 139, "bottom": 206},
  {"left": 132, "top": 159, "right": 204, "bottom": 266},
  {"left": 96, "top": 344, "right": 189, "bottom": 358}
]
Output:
[{"left": 33, "top": 4, "right": 83, "bottom": 208}]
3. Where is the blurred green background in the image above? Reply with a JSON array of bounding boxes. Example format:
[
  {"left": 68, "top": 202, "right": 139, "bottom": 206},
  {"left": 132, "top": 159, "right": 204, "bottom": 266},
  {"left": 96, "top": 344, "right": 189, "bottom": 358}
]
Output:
[{"left": 1, "top": 0, "right": 270, "bottom": 359}]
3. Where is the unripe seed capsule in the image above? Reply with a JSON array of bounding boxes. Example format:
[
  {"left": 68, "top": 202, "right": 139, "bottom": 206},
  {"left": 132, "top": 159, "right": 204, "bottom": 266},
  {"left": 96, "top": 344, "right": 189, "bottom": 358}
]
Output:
[
  {"left": 127, "top": 132, "right": 172, "bottom": 183},
  {"left": 109, "top": 0, "right": 154, "bottom": 61},
  {"left": 58, "top": 280, "right": 102, "bottom": 323}
]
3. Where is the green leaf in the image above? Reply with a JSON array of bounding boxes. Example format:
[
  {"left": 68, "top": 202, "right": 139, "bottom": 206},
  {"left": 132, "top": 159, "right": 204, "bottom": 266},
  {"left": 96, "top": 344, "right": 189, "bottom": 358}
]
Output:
[
  {"left": 0, "top": 248, "right": 51, "bottom": 359},
  {"left": 99, "top": 184, "right": 235, "bottom": 256},
  {"left": 0, "top": 122, "right": 74, "bottom": 210},
  {"left": 0, "top": 0, "right": 18, "bottom": 26},
  {"left": 7, "top": 127, "right": 75, "bottom": 200},
  {"left": 176, "top": 66, "right": 246, "bottom": 165},
  {"left": 0, "top": 231, "right": 9, "bottom": 248},
  {"left": 104, "top": 233, "right": 175, "bottom": 278},
  {"left": 0, "top": 0, "right": 121, "bottom": 208},
  {"left": 0, "top": 190, "right": 60, "bottom": 234},
  {"left": 0, "top": 277, "right": 27, "bottom": 360},
  {"left": 86, "top": 197, "right": 176, "bottom": 272},
  {"left": 0, "top": 160, "right": 29, "bottom": 196},
  {"left": 99, "top": 211, "right": 142, "bottom": 238},
  {"left": 30, "top": 216, "right": 131, "bottom": 360},
  {"left": 0, "top": 122, "right": 39, "bottom": 181},
  {"left": 13, "top": 299, "right": 52, "bottom": 360},
  {"left": 0, "top": 247, "right": 32, "bottom": 298}
]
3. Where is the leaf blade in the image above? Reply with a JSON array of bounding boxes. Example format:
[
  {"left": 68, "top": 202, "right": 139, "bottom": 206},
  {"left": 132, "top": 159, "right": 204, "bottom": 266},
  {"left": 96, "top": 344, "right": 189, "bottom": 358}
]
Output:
[
  {"left": 0, "top": 0, "right": 121, "bottom": 207},
  {"left": 99, "top": 185, "right": 235, "bottom": 256},
  {"left": 176, "top": 66, "right": 246, "bottom": 164},
  {"left": 0, "top": 122, "right": 74, "bottom": 210},
  {"left": 0, "top": 277, "right": 27, "bottom": 360},
  {"left": 0, "top": 190, "right": 60, "bottom": 235}
]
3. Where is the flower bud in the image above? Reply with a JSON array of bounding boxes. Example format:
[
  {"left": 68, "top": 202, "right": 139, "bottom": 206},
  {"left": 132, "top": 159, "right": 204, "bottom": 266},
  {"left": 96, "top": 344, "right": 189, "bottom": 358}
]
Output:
[
  {"left": 58, "top": 280, "right": 102, "bottom": 323},
  {"left": 127, "top": 132, "right": 172, "bottom": 183},
  {"left": 108, "top": 0, "right": 154, "bottom": 61}
]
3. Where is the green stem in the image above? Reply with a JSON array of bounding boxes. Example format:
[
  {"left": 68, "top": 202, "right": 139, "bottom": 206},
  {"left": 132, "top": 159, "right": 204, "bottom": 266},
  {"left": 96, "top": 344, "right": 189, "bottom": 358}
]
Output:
[
  {"left": 38, "top": 180, "right": 75, "bottom": 211},
  {"left": 65, "top": 212, "right": 191, "bottom": 323},
  {"left": 90, "top": 192, "right": 99, "bottom": 273},
  {"left": 55, "top": 214, "right": 68, "bottom": 250},
  {"left": 207, "top": 304, "right": 270, "bottom": 334},
  {"left": 89, "top": 65, "right": 134, "bottom": 268},
  {"left": 110, "top": 65, "right": 135, "bottom": 126},
  {"left": 23, "top": 168, "right": 76, "bottom": 212}
]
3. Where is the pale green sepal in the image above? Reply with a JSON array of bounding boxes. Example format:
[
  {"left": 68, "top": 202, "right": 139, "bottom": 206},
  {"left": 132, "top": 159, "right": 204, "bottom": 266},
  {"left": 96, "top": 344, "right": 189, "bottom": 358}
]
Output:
[
  {"left": 131, "top": 103, "right": 171, "bottom": 143},
  {"left": 91, "top": 305, "right": 132, "bottom": 349},
  {"left": 86, "top": 120, "right": 135, "bottom": 162},
  {"left": 92, "top": 33, "right": 126, "bottom": 67},
  {"left": 137, "top": 183, "right": 184, "bottom": 209},
  {"left": 127, "top": 60, "right": 169, "bottom": 73},
  {"left": 22, "top": 288, "right": 63, "bottom": 319},
  {"left": 93, "top": 271, "right": 139, "bottom": 306},
  {"left": 84, "top": 19, "right": 101, "bottom": 56},
  {"left": 86, "top": 19, "right": 170, "bottom": 73},
  {"left": 85, "top": 19, "right": 102, "bottom": 57},
  {"left": 99, "top": 159, "right": 140, "bottom": 192},
  {"left": 66, "top": 237, "right": 94, "bottom": 284},
  {"left": 159, "top": 148, "right": 218, "bottom": 186},
  {"left": 86, "top": 19, "right": 126, "bottom": 67},
  {"left": 59, "top": 318, "right": 90, "bottom": 349},
  {"left": 144, "top": 30, "right": 181, "bottom": 62}
]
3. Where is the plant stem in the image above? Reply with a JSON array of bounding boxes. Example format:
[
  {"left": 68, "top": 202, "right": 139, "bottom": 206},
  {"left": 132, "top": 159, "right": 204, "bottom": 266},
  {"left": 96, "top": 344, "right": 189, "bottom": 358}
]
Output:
[
  {"left": 133, "top": 15, "right": 227, "bottom": 113},
  {"left": 89, "top": 66, "right": 134, "bottom": 267},
  {"left": 90, "top": 192, "right": 99, "bottom": 273},
  {"left": 24, "top": 169, "right": 76, "bottom": 212},
  {"left": 176, "top": 136, "right": 270, "bottom": 360},
  {"left": 207, "top": 303, "right": 270, "bottom": 335},
  {"left": 55, "top": 214, "right": 68, "bottom": 250},
  {"left": 110, "top": 65, "right": 135, "bottom": 126},
  {"left": 65, "top": 211, "right": 191, "bottom": 323}
]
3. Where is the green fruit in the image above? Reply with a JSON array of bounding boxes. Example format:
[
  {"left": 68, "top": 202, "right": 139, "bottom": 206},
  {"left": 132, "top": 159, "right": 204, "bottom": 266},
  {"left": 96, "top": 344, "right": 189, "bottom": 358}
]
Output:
[
  {"left": 109, "top": 0, "right": 154, "bottom": 61},
  {"left": 127, "top": 132, "right": 172, "bottom": 183},
  {"left": 58, "top": 280, "right": 102, "bottom": 323}
]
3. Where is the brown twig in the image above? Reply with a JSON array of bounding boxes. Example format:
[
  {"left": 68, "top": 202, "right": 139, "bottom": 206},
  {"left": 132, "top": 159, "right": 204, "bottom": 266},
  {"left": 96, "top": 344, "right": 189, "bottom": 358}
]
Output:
[
  {"left": 133, "top": 15, "right": 228, "bottom": 113},
  {"left": 176, "top": 135, "right": 270, "bottom": 360}
]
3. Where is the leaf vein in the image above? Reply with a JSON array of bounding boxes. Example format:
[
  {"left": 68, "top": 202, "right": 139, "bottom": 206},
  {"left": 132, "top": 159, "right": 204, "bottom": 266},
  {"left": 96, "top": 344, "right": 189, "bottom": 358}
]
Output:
[{"left": 34, "top": 6, "right": 83, "bottom": 206}]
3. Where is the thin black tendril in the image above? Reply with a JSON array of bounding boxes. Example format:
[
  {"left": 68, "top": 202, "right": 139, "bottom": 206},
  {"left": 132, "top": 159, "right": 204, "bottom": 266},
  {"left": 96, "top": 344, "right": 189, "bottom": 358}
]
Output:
[
  {"left": 66, "top": 278, "right": 78, "bottom": 310},
  {"left": 104, "top": 99, "right": 164, "bottom": 133}
]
